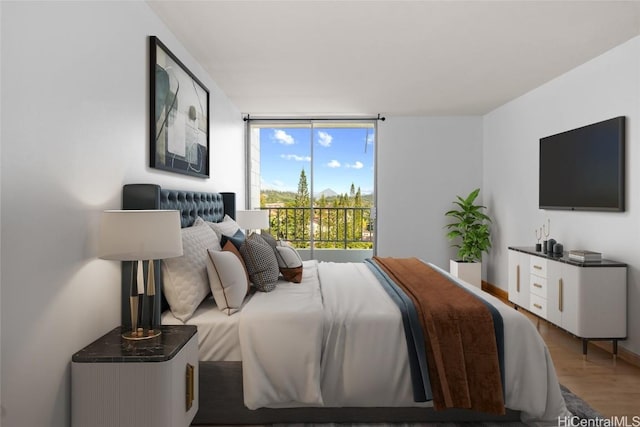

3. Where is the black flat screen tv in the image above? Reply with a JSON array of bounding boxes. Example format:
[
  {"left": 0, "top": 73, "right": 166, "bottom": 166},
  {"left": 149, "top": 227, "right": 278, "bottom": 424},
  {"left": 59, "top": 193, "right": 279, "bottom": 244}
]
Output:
[{"left": 539, "top": 116, "right": 625, "bottom": 211}]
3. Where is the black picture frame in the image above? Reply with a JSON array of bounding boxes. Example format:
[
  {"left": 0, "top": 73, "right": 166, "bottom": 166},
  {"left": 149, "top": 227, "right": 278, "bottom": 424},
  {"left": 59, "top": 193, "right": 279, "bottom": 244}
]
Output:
[{"left": 150, "top": 36, "right": 210, "bottom": 178}]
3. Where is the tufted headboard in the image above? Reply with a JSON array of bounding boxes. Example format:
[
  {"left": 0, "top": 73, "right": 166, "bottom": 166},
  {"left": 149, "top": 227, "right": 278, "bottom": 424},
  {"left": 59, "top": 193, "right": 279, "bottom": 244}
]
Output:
[{"left": 121, "top": 184, "right": 236, "bottom": 328}]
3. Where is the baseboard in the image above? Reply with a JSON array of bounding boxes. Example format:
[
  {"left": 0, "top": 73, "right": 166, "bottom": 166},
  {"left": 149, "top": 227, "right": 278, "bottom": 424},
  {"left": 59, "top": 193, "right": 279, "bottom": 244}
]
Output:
[
  {"left": 482, "top": 280, "right": 640, "bottom": 369},
  {"left": 481, "top": 280, "right": 508, "bottom": 302},
  {"left": 592, "top": 341, "right": 640, "bottom": 367}
]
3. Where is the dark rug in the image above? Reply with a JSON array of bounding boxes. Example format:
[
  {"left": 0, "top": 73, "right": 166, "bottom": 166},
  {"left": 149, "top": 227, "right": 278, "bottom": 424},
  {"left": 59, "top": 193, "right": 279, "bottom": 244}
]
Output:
[{"left": 560, "top": 384, "right": 604, "bottom": 420}]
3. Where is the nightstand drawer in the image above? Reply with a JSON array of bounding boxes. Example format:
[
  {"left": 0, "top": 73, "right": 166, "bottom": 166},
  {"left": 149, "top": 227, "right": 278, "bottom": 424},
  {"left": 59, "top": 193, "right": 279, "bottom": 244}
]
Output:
[
  {"left": 530, "top": 258, "right": 547, "bottom": 277},
  {"left": 529, "top": 294, "right": 547, "bottom": 318},
  {"left": 530, "top": 276, "right": 547, "bottom": 298}
]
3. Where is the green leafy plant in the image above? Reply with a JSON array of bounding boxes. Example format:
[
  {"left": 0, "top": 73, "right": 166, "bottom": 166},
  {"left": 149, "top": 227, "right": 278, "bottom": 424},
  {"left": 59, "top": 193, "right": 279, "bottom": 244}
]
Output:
[{"left": 445, "top": 188, "right": 492, "bottom": 262}]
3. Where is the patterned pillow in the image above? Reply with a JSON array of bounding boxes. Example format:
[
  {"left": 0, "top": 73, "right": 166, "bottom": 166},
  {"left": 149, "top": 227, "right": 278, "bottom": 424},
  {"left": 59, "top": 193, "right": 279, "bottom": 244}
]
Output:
[
  {"left": 275, "top": 242, "right": 304, "bottom": 283},
  {"left": 206, "top": 244, "right": 249, "bottom": 316},
  {"left": 239, "top": 233, "right": 279, "bottom": 292},
  {"left": 162, "top": 222, "right": 221, "bottom": 321}
]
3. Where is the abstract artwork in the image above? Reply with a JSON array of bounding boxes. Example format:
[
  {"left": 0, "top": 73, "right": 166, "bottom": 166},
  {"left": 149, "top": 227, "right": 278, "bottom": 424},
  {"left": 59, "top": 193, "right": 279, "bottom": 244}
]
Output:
[{"left": 150, "top": 36, "right": 210, "bottom": 178}]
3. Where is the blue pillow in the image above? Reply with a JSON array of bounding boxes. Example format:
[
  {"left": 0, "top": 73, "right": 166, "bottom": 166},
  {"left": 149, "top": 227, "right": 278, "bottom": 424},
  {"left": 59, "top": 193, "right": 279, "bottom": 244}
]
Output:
[{"left": 220, "top": 229, "right": 245, "bottom": 250}]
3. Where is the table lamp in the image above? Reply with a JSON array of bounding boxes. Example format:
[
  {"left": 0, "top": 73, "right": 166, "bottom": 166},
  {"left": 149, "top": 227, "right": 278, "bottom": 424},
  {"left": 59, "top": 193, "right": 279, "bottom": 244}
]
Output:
[
  {"left": 236, "top": 209, "right": 269, "bottom": 234},
  {"left": 98, "top": 210, "right": 183, "bottom": 340}
]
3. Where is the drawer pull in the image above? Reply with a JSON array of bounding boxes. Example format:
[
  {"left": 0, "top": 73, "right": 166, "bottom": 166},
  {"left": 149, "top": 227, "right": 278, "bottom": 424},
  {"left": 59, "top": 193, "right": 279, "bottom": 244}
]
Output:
[
  {"left": 186, "top": 363, "right": 195, "bottom": 411},
  {"left": 533, "top": 283, "right": 542, "bottom": 288},
  {"left": 533, "top": 265, "right": 543, "bottom": 270},
  {"left": 533, "top": 303, "right": 543, "bottom": 310},
  {"left": 516, "top": 265, "right": 520, "bottom": 292},
  {"left": 559, "top": 279, "right": 563, "bottom": 312}
]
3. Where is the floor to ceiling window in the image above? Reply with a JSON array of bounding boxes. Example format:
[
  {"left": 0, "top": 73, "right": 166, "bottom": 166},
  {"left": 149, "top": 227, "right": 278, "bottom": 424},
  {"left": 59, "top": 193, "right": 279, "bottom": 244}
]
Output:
[{"left": 247, "top": 119, "right": 377, "bottom": 262}]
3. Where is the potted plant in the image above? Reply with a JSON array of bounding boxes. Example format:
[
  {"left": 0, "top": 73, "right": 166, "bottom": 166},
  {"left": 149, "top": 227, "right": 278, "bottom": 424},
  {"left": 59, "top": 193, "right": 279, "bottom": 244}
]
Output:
[{"left": 444, "top": 188, "right": 492, "bottom": 288}]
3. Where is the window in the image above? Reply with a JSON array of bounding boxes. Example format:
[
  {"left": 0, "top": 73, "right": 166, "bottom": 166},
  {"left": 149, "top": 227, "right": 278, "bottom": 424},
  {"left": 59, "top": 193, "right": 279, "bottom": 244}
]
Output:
[{"left": 247, "top": 120, "right": 377, "bottom": 262}]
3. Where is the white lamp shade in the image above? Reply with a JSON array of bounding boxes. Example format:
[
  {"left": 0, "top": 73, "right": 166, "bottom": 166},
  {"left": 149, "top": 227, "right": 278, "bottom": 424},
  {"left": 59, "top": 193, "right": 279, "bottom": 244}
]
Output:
[
  {"left": 98, "top": 210, "right": 183, "bottom": 261},
  {"left": 236, "top": 210, "right": 269, "bottom": 230}
]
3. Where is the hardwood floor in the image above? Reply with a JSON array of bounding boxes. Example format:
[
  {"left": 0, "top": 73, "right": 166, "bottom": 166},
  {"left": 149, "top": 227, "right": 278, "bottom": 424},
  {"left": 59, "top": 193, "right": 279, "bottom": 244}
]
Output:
[{"left": 518, "top": 309, "right": 640, "bottom": 418}]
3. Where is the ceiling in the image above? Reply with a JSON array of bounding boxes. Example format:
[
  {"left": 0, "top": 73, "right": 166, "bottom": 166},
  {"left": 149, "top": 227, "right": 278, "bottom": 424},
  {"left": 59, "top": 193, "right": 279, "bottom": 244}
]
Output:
[{"left": 147, "top": 0, "right": 640, "bottom": 116}]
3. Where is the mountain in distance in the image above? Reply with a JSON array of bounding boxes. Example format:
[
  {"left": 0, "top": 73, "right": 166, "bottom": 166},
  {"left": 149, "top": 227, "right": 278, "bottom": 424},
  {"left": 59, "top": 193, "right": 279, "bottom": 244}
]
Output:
[
  {"left": 261, "top": 188, "right": 373, "bottom": 206},
  {"left": 315, "top": 188, "right": 338, "bottom": 198}
]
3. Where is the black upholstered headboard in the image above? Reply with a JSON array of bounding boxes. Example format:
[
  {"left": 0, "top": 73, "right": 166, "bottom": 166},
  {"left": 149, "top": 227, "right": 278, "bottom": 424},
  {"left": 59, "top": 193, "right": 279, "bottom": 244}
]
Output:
[{"left": 121, "top": 184, "right": 236, "bottom": 328}]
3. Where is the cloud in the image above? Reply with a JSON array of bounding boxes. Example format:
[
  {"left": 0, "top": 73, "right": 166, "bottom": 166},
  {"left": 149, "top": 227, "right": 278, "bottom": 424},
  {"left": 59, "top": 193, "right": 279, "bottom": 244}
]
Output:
[
  {"left": 317, "top": 131, "right": 333, "bottom": 147},
  {"left": 327, "top": 159, "right": 341, "bottom": 168},
  {"left": 261, "top": 177, "right": 293, "bottom": 192},
  {"left": 280, "top": 154, "right": 311, "bottom": 162},
  {"left": 346, "top": 161, "right": 364, "bottom": 169},
  {"left": 273, "top": 129, "right": 295, "bottom": 145}
]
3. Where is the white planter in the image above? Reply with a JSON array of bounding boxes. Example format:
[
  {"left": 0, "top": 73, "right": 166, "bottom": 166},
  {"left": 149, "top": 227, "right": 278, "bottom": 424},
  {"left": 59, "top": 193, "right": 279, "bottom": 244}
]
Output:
[{"left": 449, "top": 260, "right": 482, "bottom": 288}]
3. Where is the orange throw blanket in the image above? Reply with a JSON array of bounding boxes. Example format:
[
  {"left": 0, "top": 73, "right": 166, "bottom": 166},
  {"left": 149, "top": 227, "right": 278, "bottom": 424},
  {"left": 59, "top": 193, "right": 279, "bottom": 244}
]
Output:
[{"left": 373, "top": 257, "right": 505, "bottom": 414}]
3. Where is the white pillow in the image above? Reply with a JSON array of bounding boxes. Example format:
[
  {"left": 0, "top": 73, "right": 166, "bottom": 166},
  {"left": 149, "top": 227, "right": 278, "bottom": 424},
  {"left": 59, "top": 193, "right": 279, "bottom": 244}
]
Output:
[
  {"left": 207, "top": 214, "right": 241, "bottom": 238},
  {"left": 275, "top": 245, "right": 303, "bottom": 269},
  {"left": 162, "top": 222, "right": 221, "bottom": 322},
  {"left": 275, "top": 241, "right": 303, "bottom": 283},
  {"left": 206, "top": 249, "right": 249, "bottom": 315}
]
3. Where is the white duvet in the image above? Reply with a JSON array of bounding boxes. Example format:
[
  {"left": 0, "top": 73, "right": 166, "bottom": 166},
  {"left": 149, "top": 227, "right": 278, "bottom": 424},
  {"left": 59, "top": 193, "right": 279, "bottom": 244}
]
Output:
[
  {"left": 238, "top": 260, "right": 570, "bottom": 425},
  {"left": 239, "top": 260, "right": 325, "bottom": 409}
]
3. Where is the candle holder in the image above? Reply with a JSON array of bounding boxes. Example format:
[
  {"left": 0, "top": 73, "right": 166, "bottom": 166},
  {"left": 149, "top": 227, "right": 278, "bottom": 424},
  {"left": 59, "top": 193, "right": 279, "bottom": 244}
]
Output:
[
  {"left": 535, "top": 227, "right": 542, "bottom": 251},
  {"left": 542, "top": 219, "right": 550, "bottom": 253}
]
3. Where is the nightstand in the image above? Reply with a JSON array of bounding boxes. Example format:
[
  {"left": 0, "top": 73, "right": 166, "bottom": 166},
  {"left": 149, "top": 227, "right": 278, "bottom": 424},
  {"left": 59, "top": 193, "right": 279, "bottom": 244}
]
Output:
[{"left": 72, "top": 325, "right": 198, "bottom": 427}]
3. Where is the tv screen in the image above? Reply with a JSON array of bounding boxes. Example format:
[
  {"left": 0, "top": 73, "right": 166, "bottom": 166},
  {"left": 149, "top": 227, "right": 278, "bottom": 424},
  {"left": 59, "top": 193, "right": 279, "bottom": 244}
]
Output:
[{"left": 539, "top": 116, "right": 625, "bottom": 211}]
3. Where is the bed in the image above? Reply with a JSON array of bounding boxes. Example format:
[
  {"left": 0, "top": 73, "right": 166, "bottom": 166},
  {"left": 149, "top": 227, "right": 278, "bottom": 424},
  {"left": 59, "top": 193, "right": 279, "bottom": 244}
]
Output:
[{"left": 122, "top": 183, "right": 570, "bottom": 425}]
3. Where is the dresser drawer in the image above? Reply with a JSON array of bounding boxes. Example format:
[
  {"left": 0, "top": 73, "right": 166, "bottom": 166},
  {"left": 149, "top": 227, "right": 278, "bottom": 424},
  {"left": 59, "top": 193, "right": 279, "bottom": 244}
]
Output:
[
  {"left": 530, "top": 257, "right": 547, "bottom": 277},
  {"left": 530, "top": 275, "right": 547, "bottom": 298},
  {"left": 529, "top": 294, "right": 547, "bottom": 318}
]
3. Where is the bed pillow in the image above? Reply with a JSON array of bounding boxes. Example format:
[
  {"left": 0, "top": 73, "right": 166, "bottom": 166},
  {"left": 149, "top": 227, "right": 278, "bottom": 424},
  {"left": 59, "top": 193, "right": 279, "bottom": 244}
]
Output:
[
  {"left": 161, "top": 222, "right": 221, "bottom": 322},
  {"left": 220, "top": 228, "right": 246, "bottom": 250},
  {"left": 275, "top": 241, "right": 304, "bottom": 283},
  {"left": 239, "top": 233, "right": 280, "bottom": 292},
  {"left": 260, "top": 231, "right": 278, "bottom": 250},
  {"left": 206, "top": 245, "right": 249, "bottom": 315},
  {"left": 207, "top": 214, "right": 241, "bottom": 239},
  {"left": 221, "top": 239, "right": 250, "bottom": 291}
]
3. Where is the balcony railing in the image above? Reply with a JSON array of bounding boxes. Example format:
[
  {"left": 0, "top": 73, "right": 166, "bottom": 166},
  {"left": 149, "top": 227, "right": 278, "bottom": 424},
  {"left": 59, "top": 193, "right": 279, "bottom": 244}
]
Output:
[{"left": 262, "top": 207, "right": 374, "bottom": 249}]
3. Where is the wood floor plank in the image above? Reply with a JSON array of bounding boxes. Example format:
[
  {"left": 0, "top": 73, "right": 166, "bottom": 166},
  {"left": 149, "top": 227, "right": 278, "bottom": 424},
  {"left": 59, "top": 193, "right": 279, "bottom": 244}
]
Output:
[{"left": 519, "top": 309, "right": 640, "bottom": 418}]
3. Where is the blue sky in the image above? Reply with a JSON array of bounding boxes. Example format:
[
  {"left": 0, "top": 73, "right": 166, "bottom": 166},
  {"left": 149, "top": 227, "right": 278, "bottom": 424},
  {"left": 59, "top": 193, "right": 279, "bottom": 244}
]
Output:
[{"left": 259, "top": 126, "right": 375, "bottom": 196}]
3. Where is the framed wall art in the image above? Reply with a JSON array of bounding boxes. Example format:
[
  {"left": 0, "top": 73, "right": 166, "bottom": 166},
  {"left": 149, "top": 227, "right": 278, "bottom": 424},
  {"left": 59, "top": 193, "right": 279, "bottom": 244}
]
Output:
[{"left": 150, "top": 36, "right": 210, "bottom": 178}]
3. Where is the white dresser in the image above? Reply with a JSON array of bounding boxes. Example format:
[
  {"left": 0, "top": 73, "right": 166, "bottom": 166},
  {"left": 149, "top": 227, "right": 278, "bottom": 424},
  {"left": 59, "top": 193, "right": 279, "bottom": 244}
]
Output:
[
  {"left": 72, "top": 325, "right": 199, "bottom": 427},
  {"left": 508, "top": 247, "right": 627, "bottom": 357}
]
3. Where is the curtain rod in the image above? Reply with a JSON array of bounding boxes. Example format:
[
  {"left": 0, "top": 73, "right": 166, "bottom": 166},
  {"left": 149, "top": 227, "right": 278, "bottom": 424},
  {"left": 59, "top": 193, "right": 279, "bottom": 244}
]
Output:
[{"left": 243, "top": 113, "right": 385, "bottom": 122}]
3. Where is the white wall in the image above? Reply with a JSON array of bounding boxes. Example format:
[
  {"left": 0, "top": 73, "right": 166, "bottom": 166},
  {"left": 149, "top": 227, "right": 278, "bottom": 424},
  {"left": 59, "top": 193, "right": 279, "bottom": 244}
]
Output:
[
  {"left": 377, "top": 117, "right": 484, "bottom": 271},
  {"left": 0, "top": 2, "right": 244, "bottom": 426},
  {"left": 483, "top": 37, "right": 640, "bottom": 355}
]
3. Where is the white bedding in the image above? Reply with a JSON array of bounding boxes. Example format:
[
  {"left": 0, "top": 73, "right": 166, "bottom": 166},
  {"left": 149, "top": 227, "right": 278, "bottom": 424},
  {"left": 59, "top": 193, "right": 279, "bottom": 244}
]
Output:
[
  {"left": 162, "top": 297, "right": 244, "bottom": 361},
  {"left": 239, "top": 259, "right": 325, "bottom": 409},
  {"left": 170, "top": 259, "right": 570, "bottom": 424},
  {"left": 319, "top": 261, "right": 421, "bottom": 407},
  {"left": 318, "top": 261, "right": 570, "bottom": 424}
]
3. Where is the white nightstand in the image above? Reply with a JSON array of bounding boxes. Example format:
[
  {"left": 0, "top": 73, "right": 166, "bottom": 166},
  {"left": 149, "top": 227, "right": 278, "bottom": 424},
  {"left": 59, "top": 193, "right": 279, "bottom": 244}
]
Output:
[{"left": 72, "top": 325, "right": 198, "bottom": 427}]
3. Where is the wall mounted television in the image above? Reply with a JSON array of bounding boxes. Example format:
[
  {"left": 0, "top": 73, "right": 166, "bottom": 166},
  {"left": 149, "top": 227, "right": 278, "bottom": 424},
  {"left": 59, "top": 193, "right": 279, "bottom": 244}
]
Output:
[{"left": 539, "top": 116, "right": 625, "bottom": 211}]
